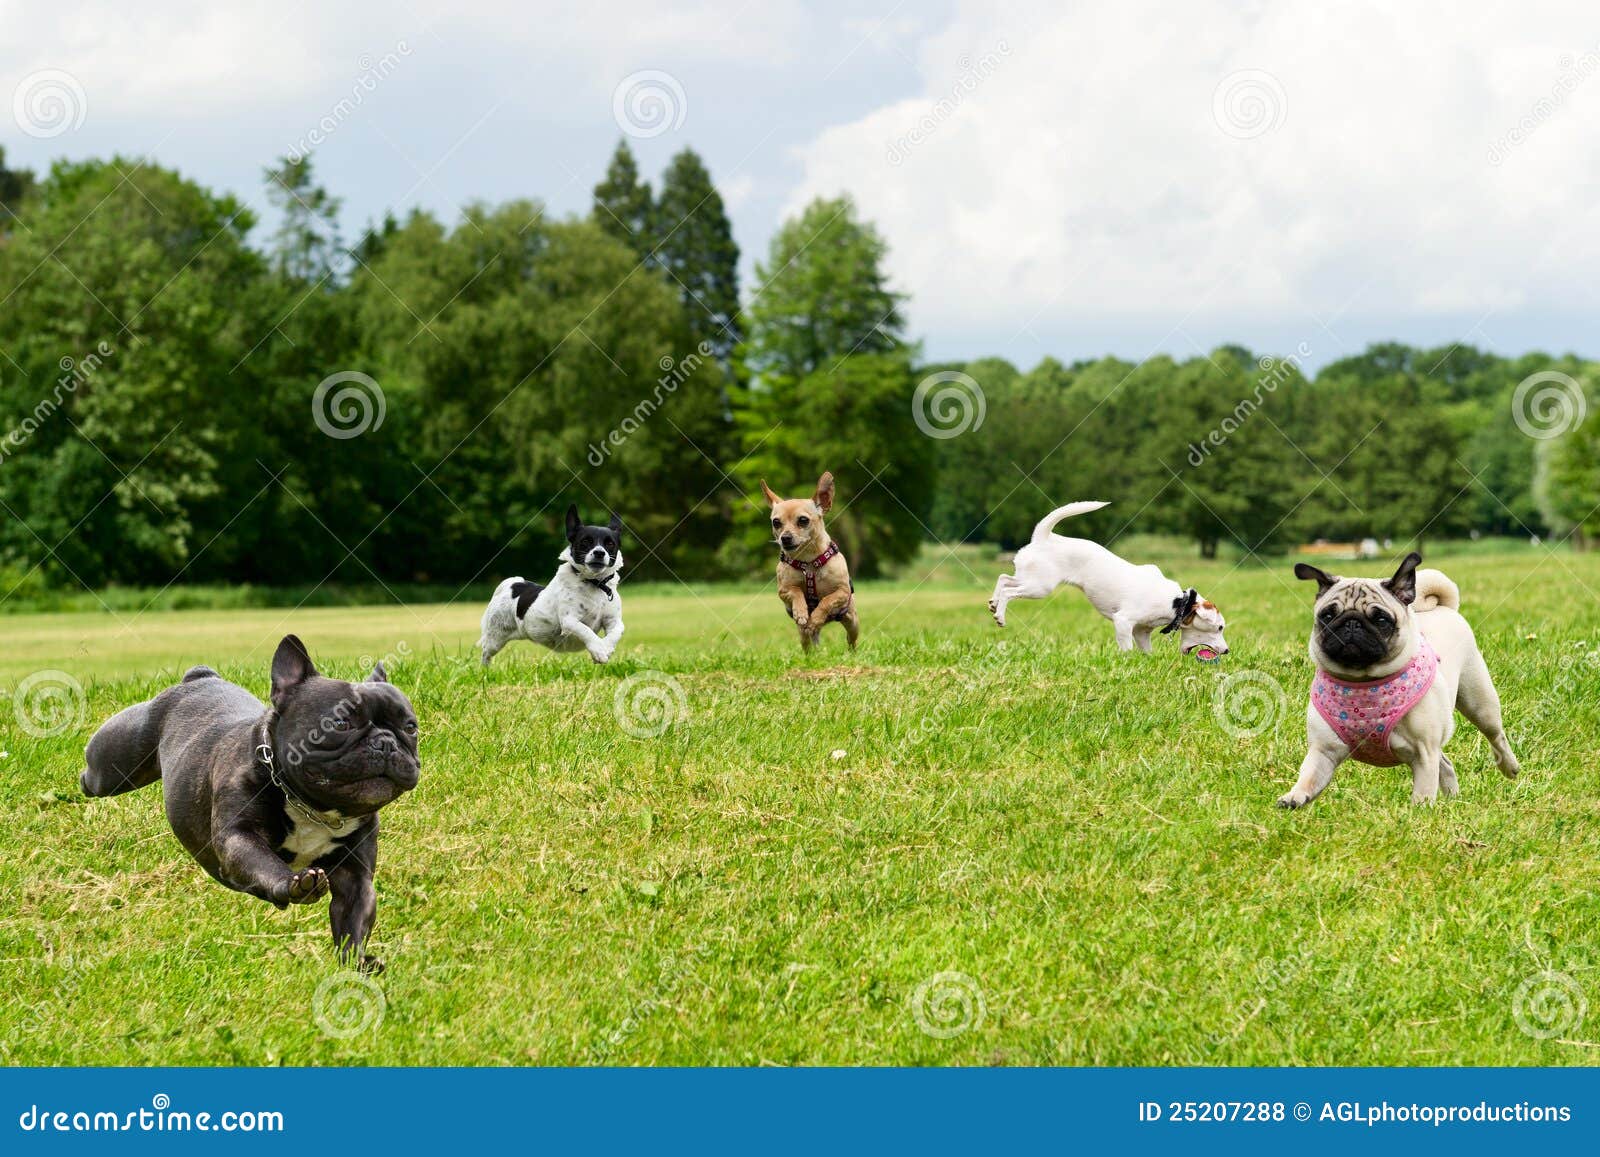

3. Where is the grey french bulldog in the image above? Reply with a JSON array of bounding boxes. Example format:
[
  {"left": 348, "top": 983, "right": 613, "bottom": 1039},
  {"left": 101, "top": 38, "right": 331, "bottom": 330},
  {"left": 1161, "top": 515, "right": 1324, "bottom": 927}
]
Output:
[{"left": 80, "top": 635, "right": 420, "bottom": 971}]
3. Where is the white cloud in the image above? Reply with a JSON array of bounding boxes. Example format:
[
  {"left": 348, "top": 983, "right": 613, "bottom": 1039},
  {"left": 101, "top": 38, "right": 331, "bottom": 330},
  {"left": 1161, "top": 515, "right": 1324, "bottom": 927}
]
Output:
[{"left": 786, "top": 1, "right": 1600, "bottom": 357}]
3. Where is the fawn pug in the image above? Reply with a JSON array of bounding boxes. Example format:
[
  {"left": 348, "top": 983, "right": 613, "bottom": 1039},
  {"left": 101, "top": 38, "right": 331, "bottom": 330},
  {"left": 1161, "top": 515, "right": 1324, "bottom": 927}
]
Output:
[
  {"left": 1280, "top": 551, "right": 1520, "bottom": 808},
  {"left": 762, "top": 471, "right": 859, "bottom": 652}
]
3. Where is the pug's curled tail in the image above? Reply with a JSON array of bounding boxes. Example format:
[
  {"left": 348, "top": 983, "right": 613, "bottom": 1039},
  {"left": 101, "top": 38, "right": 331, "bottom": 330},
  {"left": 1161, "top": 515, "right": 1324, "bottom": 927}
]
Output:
[
  {"left": 1414, "top": 568, "right": 1460, "bottom": 612},
  {"left": 1030, "top": 500, "right": 1111, "bottom": 545}
]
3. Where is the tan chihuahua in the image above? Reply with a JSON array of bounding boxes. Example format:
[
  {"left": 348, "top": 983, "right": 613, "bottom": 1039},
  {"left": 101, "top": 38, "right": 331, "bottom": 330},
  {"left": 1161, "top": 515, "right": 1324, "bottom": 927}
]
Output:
[{"left": 761, "top": 471, "right": 859, "bottom": 652}]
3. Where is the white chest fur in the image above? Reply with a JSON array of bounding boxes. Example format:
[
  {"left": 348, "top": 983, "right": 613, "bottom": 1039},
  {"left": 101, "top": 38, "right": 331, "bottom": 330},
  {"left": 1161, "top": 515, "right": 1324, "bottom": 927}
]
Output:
[{"left": 279, "top": 808, "right": 361, "bottom": 871}]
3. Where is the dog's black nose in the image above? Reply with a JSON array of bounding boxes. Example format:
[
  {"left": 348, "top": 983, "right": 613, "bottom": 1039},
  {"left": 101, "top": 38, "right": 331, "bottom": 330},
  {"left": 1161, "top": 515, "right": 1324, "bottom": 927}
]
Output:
[{"left": 780, "top": 534, "right": 795, "bottom": 549}]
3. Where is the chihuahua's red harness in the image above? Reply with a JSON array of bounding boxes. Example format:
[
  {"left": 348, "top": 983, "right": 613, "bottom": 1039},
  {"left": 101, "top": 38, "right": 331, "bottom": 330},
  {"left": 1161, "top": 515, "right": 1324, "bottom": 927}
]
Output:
[{"left": 783, "top": 542, "right": 850, "bottom": 617}]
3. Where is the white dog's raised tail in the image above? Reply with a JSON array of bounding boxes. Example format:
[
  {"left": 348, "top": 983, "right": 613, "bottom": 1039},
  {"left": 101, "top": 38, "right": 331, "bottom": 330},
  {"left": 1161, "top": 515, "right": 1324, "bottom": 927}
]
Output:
[{"left": 1030, "top": 500, "right": 1110, "bottom": 545}]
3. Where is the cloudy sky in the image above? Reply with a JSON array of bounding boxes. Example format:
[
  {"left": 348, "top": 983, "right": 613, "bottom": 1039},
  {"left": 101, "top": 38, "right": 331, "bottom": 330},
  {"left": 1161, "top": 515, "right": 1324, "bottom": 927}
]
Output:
[{"left": 5, "top": 0, "right": 1599, "bottom": 371}]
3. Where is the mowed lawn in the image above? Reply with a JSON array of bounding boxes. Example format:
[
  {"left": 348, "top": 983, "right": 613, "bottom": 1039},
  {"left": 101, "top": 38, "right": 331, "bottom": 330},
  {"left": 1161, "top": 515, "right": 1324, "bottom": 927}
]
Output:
[{"left": 2, "top": 543, "right": 1598, "bottom": 1066}]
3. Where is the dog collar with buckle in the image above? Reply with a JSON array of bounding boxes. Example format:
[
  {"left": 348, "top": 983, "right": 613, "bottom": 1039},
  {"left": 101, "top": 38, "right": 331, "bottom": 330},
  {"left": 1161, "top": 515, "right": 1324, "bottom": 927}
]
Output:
[
  {"left": 570, "top": 564, "right": 616, "bottom": 600},
  {"left": 254, "top": 717, "right": 356, "bottom": 834},
  {"left": 782, "top": 541, "right": 841, "bottom": 605}
]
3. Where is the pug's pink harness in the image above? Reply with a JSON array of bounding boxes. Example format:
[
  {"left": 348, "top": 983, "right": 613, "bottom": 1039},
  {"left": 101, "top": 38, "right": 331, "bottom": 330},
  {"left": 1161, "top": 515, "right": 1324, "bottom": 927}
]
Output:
[{"left": 1311, "top": 636, "right": 1440, "bottom": 766}]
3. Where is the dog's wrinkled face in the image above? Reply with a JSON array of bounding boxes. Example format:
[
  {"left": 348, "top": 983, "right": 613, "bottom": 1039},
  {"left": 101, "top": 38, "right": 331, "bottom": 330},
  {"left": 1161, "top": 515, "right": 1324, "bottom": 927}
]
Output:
[
  {"left": 270, "top": 635, "right": 421, "bottom": 816},
  {"left": 1294, "top": 551, "right": 1421, "bottom": 675},
  {"left": 762, "top": 472, "right": 833, "bottom": 556},
  {"left": 566, "top": 504, "right": 623, "bottom": 575}
]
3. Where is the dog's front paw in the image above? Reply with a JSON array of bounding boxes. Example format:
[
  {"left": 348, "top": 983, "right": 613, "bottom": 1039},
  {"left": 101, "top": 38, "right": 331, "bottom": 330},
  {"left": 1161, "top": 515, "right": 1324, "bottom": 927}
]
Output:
[
  {"left": 1410, "top": 789, "right": 1438, "bottom": 806},
  {"left": 281, "top": 868, "right": 330, "bottom": 904},
  {"left": 590, "top": 644, "right": 613, "bottom": 664},
  {"left": 358, "top": 954, "right": 385, "bottom": 975},
  {"left": 1276, "top": 791, "right": 1311, "bottom": 810}
]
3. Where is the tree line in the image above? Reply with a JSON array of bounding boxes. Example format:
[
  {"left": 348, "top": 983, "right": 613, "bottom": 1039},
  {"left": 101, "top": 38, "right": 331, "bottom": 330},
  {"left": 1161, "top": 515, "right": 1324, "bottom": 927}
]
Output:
[{"left": 0, "top": 140, "right": 1595, "bottom": 599}]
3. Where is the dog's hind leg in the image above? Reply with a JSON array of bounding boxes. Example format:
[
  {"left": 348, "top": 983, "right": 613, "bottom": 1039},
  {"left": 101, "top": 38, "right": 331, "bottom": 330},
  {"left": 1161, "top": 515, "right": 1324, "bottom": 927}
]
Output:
[
  {"left": 1456, "top": 651, "right": 1519, "bottom": 776},
  {"left": 842, "top": 606, "right": 860, "bottom": 651},
  {"left": 81, "top": 698, "right": 166, "bottom": 798},
  {"left": 1439, "top": 752, "right": 1459, "bottom": 798}
]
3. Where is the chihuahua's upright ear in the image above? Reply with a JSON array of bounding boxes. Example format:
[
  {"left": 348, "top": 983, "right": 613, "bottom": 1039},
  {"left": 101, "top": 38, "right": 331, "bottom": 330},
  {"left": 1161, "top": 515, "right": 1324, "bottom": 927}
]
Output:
[
  {"left": 760, "top": 480, "right": 782, "bottom": 506},
  {"left": 608, "top": 512, "right": 623, "bottom": 536},
  {"left": 1383, "top": 550, "right": 1423, "bottom": 606},
  {"left": 271, "top": 634, "right": 318, "bottom": 709},
  {"left": 814, "top": 471, "right": 835, "bottom": 512},
  {"left": 565, "top": 503, "right": 581, "bottom": 541},
  {"left": 1293, "top": 563, "right": 1338, "bottom": 597}
]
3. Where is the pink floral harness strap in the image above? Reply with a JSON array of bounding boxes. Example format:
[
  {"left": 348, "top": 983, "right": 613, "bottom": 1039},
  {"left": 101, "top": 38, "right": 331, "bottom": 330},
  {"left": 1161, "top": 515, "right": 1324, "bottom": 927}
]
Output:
[{"left": 1311, "top": 636, "right": 1440, "bottom": 767}]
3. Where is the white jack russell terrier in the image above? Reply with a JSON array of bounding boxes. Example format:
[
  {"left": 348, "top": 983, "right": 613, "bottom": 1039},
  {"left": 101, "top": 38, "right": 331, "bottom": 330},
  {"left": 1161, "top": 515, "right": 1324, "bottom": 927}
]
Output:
[{"left": 989, "top": 501, "right": 1229, "bottom": 655}]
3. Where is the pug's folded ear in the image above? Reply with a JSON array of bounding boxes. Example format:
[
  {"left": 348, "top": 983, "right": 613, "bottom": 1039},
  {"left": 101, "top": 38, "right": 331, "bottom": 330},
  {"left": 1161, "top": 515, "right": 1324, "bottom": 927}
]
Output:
[
  {"left": 1383, "top": 550, "right": 1423, "bottom": 605},
  {"left": 1294, "top": 563, "right": 1338, "bottom": 596},
  {"left": 271, "top": 635, "right": 317, "bottom": 709}
]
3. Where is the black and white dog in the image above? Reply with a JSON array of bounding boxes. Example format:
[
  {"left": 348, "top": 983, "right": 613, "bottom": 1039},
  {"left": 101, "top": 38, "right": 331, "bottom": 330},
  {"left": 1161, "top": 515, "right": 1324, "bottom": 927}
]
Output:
[{"left": 479, "top": 505, "right": 625, "bottom": 665}]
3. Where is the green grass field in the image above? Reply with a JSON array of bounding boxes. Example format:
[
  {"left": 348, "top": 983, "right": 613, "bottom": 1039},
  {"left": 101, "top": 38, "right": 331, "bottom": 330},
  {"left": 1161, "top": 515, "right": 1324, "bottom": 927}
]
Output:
[{"left": 2, "top": 543, "right": 1598, "bottom": 1065}]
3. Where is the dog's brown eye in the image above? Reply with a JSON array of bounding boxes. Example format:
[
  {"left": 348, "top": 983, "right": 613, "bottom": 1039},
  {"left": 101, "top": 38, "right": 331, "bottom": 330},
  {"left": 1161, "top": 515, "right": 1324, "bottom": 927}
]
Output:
[
  {"left": 1371, "top": 610, "right": 1392, "bottom": 626},
  {"left": 772, "top": 518, "right": 781, "bottom": 528},
  {"left": 797, "top": 516, "right": 809, "bottom": 527},
  {"left": 1318, "top": 606, "right": 1338, "bottom": 621}
]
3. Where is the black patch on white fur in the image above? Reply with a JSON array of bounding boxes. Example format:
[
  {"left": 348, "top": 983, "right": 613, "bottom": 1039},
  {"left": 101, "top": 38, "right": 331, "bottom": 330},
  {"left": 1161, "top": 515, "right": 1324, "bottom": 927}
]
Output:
[{"left": 511, "top": 581, "right": 544, "bottom": 619}]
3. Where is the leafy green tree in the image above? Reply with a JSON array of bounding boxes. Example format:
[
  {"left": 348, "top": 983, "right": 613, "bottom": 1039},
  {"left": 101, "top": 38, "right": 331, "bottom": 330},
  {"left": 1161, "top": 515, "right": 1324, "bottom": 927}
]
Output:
[
  {"left": 654, "top": 148, "right": 741, "bottom": 365},
  {"left": 264, "top": 154, "right": 344, "bottom": 283},
  {"left": 592, "top": 140, "right": 654, "bottom": 264},
  {"left": 0, "top": 158, "right": 262, "bottom": 584},
  {"left": 353, "top": 203, "right": 731, "bottom": 581},
  {"left": 731, "top": 353, "right": 933, "bottom": 576},
  {"left": 0, "top": 146, "right": 35, "bottom": 234},
  {"left": 1535, "top": 376, "right": 1600, "bottom": 547},
  {"left": 742, "top": 196, "right": 904, "bottom": 382}
]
